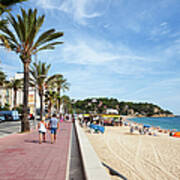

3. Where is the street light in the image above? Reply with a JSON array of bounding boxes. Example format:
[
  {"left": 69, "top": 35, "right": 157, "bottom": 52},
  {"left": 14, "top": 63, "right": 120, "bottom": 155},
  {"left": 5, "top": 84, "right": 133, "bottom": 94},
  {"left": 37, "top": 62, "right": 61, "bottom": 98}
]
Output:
[
  {"left": 33, "top": 74, "right": 46, "bottom": 129},
  {"left": 34, "top": 84, "right": 37, "bottom": 129}
]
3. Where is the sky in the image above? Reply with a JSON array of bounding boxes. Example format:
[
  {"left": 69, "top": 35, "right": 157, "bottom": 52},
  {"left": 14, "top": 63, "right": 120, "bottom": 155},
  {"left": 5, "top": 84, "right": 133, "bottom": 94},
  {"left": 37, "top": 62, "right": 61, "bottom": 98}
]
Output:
[{"left": 0, "top": 0, "right": 180, "bottom": 114}]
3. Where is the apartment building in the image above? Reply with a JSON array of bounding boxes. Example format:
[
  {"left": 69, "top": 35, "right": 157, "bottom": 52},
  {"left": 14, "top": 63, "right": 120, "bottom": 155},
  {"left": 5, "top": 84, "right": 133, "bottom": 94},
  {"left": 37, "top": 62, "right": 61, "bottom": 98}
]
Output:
[{"left": 0, "top": 72, "right": 40, "bottom": 114}]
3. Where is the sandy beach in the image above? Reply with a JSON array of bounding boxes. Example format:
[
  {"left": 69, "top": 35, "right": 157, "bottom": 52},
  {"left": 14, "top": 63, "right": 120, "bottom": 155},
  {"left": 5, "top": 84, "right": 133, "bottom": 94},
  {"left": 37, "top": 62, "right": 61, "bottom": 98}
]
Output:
[{"left": 85, "top": 125, "right": 180, "bottom": 180}]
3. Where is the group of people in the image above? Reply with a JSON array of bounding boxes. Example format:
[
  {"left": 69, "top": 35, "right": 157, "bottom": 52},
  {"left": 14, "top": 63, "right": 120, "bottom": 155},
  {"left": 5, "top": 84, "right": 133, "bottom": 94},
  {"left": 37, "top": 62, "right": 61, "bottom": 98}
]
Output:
[
  {"left": 79, "top": 115, "right": 104, "bottom": 127},
  {"left": 38, "top": 114, "right": 60, "bottom": 144},
  {"left": 129, "top": 125, "right": 156, "bottom": 135}
]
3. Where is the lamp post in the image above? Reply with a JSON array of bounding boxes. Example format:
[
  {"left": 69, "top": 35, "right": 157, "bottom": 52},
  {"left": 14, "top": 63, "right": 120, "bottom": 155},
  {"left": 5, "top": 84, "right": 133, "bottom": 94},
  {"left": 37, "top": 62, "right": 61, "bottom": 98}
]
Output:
[
  {"left": 33, "top": 74, "right": 46, "bottom": 129},
  {"left": 34, "top": 54, "right": 38, "bottom": 129}
]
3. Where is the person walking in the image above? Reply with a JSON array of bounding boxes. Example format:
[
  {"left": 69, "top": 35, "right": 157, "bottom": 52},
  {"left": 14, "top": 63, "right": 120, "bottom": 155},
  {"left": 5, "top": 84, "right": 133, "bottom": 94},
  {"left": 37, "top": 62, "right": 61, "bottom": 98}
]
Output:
[
  {"left": 60, "top": 114, "right": 64, "bottom": 122},
  {"left": 38, "top": 117, "right": 47, "bottom": 144},
  {"left": 48, "top": 114, "right": 60, "bottom": 144}
]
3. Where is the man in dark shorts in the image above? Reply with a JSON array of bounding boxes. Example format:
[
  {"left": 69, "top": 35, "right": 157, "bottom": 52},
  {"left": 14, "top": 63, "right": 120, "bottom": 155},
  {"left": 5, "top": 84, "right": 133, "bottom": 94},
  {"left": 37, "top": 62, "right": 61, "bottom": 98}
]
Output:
[{"left": 48, "top": 114, "right": 59, "bottom": 144}]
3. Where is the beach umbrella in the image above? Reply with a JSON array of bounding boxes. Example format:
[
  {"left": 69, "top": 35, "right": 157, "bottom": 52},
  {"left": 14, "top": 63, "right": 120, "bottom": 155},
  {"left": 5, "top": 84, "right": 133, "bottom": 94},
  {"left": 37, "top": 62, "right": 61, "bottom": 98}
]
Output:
[
  {"left": 89, "top": 124, "right": 105, "bottom": 133},
  {"left": 143, "top": 124, "right": 151, "bottom": 128}
]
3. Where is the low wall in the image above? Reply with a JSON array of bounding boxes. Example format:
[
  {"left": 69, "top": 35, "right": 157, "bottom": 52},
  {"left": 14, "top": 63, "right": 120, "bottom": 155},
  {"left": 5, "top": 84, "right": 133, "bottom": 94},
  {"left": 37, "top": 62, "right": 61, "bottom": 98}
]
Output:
[{"left": 75, "top": 121, "right": 110, "bottom": 180}]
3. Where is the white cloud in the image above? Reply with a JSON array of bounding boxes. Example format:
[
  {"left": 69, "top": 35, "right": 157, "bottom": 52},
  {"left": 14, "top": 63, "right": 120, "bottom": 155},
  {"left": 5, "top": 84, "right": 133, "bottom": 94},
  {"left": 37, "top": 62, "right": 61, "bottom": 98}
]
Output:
[
  {"left": 35, "top": 0, "right": 58, "bottom": 9},
  {"left": 149, "top": 22, "right": 170, "bottom": 40},
  {"left": 33, "top": 0, "right": 103, "bottom": 25},
  {"left": 160, "top": 22, "right": 168, "bottom": 26},
  {"left": 61, "top": 38, "right": 150, "bottom": 66},
  {"left": 129, "top": 77, "right": 180, "bottom": 97},
  {"left": 124, "top": 77, "right": 180, "bottom": 114},
  {"left": 0, "top": 63, "right": 20, "bottom": 78},
  {"left": 63, "top": 67, "right": 126, "bottom": 99},
  {"left": 0, "top": 48, "right": 22, "bottom": 78},
  {"left": 62, "top": 40, "right": 118, "bottom": 65},
  {"left": 60, "top": 0, "right": 101, "bottom": 25},
  {"left": 59, "top": 37, "right": 158, "bottom": 77},
  {"left": 163, "top": 39, "right": 180, "bottom": 57}
]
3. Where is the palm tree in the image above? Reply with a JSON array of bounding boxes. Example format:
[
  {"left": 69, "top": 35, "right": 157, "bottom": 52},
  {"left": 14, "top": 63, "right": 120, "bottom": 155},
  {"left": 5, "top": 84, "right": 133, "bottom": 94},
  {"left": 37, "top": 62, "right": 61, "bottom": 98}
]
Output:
[
  {"left": 45, "top": 90, "right": 58, "bottom": 116},
  {"left": 0, "top": 70, "right": 6, "bottom": 86},
  {"left": 6, "top": 79, "right": 22, "bottom": 109},
  {"left": 61, "top": 95, "right": 72, "bottom": 114},
  {"left": 30, "top": 61, "right": 51, "bottom": 121},
  {"left": 0, "top": 8, "right": 63, "bottom": 132},
  {"left": 0, "top": 70, "right": 6, "bottom": 105},
  {"left": 48, "top": 74, "right": 70, "bottom": 114}
]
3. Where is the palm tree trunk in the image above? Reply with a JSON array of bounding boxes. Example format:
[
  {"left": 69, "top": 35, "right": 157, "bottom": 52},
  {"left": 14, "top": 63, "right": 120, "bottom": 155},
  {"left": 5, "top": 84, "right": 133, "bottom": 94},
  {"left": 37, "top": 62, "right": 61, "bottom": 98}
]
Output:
[
  {"left": 58, "top": 87, "right": 61, "bottom": 114},
  {"left": 22, "top": 62, "right": 30, "bottom": 132},
  {"left": 48, "top": 101, "right": 51, "bottom": 117},
  {"left": 40, "top": 90, "right": 43, "bottom": 120},
  {"left": 14, "top": 88, "right": 17, "bottom": 109}
]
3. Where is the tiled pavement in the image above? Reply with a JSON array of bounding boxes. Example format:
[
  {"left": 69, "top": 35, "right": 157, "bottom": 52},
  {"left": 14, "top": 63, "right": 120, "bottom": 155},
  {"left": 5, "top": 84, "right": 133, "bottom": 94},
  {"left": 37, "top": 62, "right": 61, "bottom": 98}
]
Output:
[{"left": 0, "top": 121, "right": 72, "bottom": 180}]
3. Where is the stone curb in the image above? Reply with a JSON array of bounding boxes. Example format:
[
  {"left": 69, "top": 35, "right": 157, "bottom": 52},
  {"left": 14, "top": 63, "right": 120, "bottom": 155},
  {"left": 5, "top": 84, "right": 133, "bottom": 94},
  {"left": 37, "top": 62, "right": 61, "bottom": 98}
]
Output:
[{"left": 75, "top": 121, "right": 111, "bottom": 180}]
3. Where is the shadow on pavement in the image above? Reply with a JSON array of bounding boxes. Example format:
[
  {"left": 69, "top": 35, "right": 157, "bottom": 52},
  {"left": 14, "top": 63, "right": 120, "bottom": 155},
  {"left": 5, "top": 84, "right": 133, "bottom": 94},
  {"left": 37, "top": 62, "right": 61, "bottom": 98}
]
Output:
[
  {"left": 24, "top": 139, "right": 59, "bottom": 144},
  {"left": 24, "top": 140, "right": 42, "bottom": 144},
  {"left": 0, "top": 130, "right": 14, "bottom": 134}
]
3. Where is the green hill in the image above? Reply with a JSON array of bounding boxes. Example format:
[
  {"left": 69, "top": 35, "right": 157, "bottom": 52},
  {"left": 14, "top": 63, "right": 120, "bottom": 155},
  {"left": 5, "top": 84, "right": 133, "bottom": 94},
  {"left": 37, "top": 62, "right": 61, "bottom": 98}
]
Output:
[{"left": 72, "top": 97, "right": 173, "bottom": 117}]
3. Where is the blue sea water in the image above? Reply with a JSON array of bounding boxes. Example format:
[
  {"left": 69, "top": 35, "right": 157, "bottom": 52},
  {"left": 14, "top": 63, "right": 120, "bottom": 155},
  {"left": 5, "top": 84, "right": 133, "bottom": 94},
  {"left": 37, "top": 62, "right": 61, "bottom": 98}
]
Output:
[{"left": 128, "top": 116, "right": 180, "bottom": 131}]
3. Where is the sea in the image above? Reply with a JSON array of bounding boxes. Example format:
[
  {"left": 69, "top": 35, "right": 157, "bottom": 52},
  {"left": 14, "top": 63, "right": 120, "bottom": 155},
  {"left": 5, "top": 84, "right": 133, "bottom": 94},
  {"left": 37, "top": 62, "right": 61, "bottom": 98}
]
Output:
[{"left": 128, "top": 116, "right": 180, "bottom": 131}]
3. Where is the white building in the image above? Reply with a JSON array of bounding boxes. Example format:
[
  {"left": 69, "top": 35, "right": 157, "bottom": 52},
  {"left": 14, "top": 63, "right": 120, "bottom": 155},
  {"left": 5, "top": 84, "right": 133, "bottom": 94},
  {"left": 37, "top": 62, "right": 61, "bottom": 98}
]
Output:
[
  {"left": 106, "top": 108, "right": 119, "bottom": 114},
  {"left": 0, "top": 72, "right": 40, "bottom": 114}
]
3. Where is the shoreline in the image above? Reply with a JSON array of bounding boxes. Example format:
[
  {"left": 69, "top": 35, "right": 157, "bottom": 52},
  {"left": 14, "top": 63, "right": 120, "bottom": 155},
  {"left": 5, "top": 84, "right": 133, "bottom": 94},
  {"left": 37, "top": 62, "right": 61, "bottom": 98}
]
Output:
[{"left": 125, "top": 116, "right": 179, "bottom": 133}]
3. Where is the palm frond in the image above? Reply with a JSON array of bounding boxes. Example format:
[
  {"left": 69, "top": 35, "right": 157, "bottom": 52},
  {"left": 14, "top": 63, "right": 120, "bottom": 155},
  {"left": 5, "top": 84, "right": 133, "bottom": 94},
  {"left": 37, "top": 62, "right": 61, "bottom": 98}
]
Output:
[
  {"left": 17, "top": 14, "right": 25, "bottom": 42},
  {"left": 0, "top": 19, "right": 7, "bottom": 27},
  {"left": 34, "top": 32, "right": 64, "bottom": 48},
  {"left": 33, "top": 44, "right": 54, "bottom": 53},
  {"left": 29, "top": 16, "right": 44, "bottom": 49},
  {"left": 7, "top": 13, "right": 23, "bottom": 43},
  {"left": 0, "top": 25, "right": 19, "bottom": 45},
  {"left": 33, "top": 29, "right": 55, "bottom": 48},
  {"left": 33, "top": 42, "right": 63, "bottom": 53}
]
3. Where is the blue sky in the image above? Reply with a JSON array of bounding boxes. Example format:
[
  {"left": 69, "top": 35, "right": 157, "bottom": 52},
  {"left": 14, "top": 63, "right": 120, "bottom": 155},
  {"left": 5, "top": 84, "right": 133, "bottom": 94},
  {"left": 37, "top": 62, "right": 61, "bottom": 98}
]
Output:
[{"left": 1, "top": 0, "right": 180, "bottom": 114}]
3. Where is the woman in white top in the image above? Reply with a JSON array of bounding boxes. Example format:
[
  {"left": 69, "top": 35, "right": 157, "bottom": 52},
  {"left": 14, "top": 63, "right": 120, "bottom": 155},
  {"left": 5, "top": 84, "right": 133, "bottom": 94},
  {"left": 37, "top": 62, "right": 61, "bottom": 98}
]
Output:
[{"left": 38, "top": 117, "right": 47, "bottom": 144}]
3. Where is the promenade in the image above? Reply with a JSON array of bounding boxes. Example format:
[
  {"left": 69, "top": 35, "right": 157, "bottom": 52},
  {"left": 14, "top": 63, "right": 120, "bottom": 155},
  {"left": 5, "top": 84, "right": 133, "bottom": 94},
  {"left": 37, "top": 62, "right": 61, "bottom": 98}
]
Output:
[{"left": 0, "top": 121, "right": 72, "bottom": 180}]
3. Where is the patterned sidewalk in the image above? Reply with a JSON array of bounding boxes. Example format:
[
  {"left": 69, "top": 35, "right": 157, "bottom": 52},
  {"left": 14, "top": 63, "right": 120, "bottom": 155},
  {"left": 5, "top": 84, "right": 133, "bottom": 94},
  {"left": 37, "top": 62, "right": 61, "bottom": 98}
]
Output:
[{"left": 0, "top": 121, "right": 72, "bottom": 180}]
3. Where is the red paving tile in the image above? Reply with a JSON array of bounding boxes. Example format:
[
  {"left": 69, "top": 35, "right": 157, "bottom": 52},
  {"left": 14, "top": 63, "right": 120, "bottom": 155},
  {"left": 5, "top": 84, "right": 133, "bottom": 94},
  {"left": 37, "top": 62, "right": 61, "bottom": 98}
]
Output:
[{"left": 0, "top": 121, "right": 72, "bottom": 180}]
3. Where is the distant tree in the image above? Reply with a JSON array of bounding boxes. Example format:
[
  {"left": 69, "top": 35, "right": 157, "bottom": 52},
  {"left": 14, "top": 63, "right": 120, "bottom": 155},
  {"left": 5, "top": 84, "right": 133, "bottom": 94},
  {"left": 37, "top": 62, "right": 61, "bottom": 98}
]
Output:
[
  {"left": 61, "top": 95, "right": 72, "bottom": 114},
  {"left": 0, "top": 103, "right": 10, "bottom": 111},
  {"left": 6, "top": 79, "right": 22, "bottom": 109},
  {"left": 47, "top": 74, "right": 70, "bottom": 114}
]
